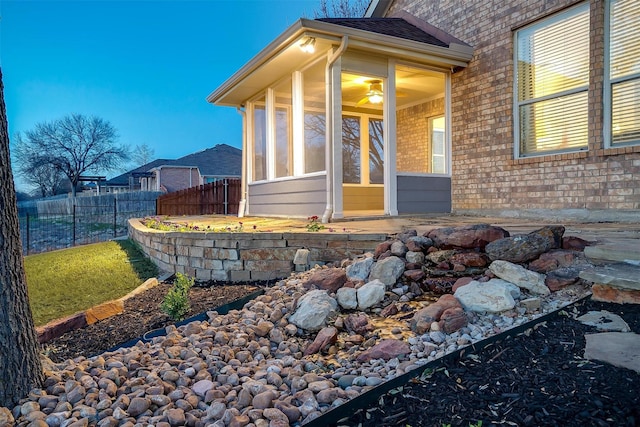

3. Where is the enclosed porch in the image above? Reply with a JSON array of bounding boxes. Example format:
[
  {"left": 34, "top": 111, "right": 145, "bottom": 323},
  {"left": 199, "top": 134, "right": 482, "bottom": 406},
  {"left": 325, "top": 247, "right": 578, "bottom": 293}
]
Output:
[{"left": 208, "top": 14, "right": 472, "bottom": 221}]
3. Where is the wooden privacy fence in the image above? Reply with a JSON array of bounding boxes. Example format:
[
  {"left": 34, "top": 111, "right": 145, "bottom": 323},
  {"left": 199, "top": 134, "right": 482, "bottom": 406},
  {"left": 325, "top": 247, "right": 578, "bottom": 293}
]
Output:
[{"left": 156, "top": 179, "right": 241, "bottom": 216}]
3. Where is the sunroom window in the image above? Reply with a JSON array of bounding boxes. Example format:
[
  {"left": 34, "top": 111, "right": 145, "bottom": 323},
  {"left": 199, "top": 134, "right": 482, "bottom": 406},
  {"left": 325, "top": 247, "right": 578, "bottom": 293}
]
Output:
[
  {"left": 252, "top": 96, "right": 267, "bottom": 182},
  {"left": 607, "top": 0, "right": 640, "bottom": 146},
  {"left": 303, "top": 60, "right": 326, "bottom": 173},
  {"left": 514, "top": 3, "right": 589, "bottom": 157}
]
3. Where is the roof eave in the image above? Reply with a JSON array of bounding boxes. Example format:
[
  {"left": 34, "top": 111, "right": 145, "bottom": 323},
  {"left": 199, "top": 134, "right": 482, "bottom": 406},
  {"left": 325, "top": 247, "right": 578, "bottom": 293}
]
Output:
[{"left": 208, "top": 18, "right": 474, "bottom": 107}]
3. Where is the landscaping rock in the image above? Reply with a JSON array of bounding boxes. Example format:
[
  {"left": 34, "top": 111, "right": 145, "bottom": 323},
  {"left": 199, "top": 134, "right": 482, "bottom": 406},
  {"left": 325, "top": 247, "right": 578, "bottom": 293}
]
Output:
[
  {"left": 427, "top": 224, "right": 509, "bottom": 249},
  {"left": 405, "top": 236, "right": 433, "bottom": 252},
  {"left": 344, "top": 313, "right": 373, "bottom": 335},
  {"left": 486, "top": 233, "right": 555, "bottom": 263},
  {"left": 545, "top": 267, "right": 581, "bottom": 291},
  {"left": 336, "top": 287, "right": 357, "bottom": 310},
  {"left": 391, "top": 241, "right": 408, "bottom": 257},
  {"left": 438, "top": 307, "right": 468, "bottom": 333},
  {"left": 304, "top": 327, "right": 338, "bottom": 355},
  {"left": 488, "top": 260, "right": 550, "bottom": 295},
  {"left": 368, "top": 256, "right": 405, "bottom": 287},
  {"left": 303, "top": 267, "right": 347, "bottom": 293},
  {"left": 356, "top": 280, "right": 386, "bottom": 310},
  {"left": 356, "top": 339, "right": 411, "bottom": 362},
  {"left": 345, "top": 256, "right": 374, "bottom": 281},
  {"left": 454, "top": 279, "right": 520, "bottom": 312},
  {"left": 289, "top": 290, "right": 337, "bottom": 331}
]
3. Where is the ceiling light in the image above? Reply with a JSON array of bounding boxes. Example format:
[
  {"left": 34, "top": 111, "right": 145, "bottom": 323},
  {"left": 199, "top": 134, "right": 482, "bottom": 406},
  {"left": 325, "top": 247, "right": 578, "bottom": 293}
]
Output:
[
  {"left": 366, "top": 80, "right": 383, "bottom": 104},
  {"left": 299, "top": 37, "right": 316, "bottom": 54}
]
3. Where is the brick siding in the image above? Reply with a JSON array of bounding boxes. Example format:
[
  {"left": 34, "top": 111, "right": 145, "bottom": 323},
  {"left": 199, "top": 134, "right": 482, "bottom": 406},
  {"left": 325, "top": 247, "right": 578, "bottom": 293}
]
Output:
[{"left": 388, "top": 0, "right": 640, "bottom": 211}]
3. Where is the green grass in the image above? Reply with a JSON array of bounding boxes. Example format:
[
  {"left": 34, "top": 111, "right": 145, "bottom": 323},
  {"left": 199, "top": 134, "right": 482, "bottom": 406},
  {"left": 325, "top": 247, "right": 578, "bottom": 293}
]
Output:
[{"left": 25, "top": 240, "right": 158, "bottom": 326}]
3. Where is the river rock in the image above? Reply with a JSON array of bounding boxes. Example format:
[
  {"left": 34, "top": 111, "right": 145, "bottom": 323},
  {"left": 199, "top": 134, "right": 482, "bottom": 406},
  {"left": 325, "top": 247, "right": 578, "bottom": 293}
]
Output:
[
  {"left": 166, "top": 408, "right": 186, "bottom": 426},
  {"left": 488, "top": 260, "right": 550, "bottom": 295},
  {"left": 454, "top": 279, "right": 520, "bottom": 312},
  {"left": 303, "top": 268, "right": 347, "bottom": 293},
  {"left": 356, "top": 280, "right": 386, "bottom": 310},
  {"left": 427, "top": 224, "right": 509, "bottom": 249},
  {"left": 288, "top": 290, "right": 337, "bottom": 331},
  {"left": 369, "top": 256, "right": 405, "bottom": 287},
  {"left": 345, "top": 256, "right": 374, "bottom": 281},
  {"left": 356, "top": 339, "right": 411, "bottom": 362}
]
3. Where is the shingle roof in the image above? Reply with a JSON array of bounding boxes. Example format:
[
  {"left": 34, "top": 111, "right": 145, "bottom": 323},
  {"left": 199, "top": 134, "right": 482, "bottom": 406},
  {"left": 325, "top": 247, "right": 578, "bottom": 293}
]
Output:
[
  {"left": 172, "top": 144, "right": 241, "bottom": 177},
  {"left": 106, "top": 159, "right": 173, "bottom": 186},
  {"left": 316, "top": 18, "right": 449, "bottom": 48}
]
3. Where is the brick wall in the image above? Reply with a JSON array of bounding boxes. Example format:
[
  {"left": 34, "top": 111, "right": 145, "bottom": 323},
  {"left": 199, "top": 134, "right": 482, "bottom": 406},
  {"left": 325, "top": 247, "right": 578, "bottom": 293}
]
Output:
[
  {"left": 388, "top": 0, "right": 640, "bottom": 211},
  {"left": 160, "top": 168, "right": 203, "bottom": 193},
  {"left": 397, "top": 98, "right": 445, "bottom": 173},
  {"left": 128, "top": 219, "right": 387, "bottom": 282}
]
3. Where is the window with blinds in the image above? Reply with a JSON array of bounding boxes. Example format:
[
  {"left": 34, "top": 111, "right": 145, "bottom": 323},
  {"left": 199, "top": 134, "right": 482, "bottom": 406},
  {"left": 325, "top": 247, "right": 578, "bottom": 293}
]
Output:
[
  {"left": 514, "top": 3, "right": 589, "bottom": 156},
  {"left": 608, "top": 0, "right": 640, "bottom": 146}
]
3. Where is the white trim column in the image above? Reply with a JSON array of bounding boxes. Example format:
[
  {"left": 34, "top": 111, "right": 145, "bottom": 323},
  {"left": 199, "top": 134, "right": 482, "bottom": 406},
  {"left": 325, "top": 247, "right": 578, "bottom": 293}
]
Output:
[
  {"left": 330, "top": 60, "right": 344, "bottom": 220},
  {"left": 292, "top": 71, "right": 305, "bottom": 176},
  {"left": 384, "top": 60, "right": 398, "bottom": 216},
  {"left": 266, "top": 88, "right": 276, "bottom": 181}
]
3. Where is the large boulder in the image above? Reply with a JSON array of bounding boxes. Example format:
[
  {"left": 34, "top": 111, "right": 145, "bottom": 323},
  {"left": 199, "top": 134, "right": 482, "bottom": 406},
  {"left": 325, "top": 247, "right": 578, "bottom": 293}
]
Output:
[
  {"left": 303, "top": 268, "right": 347, "bottom": 293},
  {"left": 336, "top": 287, "right": 357, "bottom": 310},
  {"left": 485, "top": 226, "right": 564, "bottom": 263},
  {"left": 289, "top": 290, "right": 337, "bottom": 331},
  {"left": 406, "top": 236, "right": 434, "bottom": 252},
  {"left": 345, "top": 256, "right": 374, "bottom": 281},
  {"left": 426, "top": 224, "right": 510, "bottom": 249},
  {"left": 454, "top": 279, "right": 520, "bottom": 313},
  {"left": 357, "top": 279, "right": 386, "bottom": 310},
  {"left": 368, "top": 256, "right": 405, "bottom": 287},
  {"left": 488, "top": 260, "right": 550, "bottom": 295}
]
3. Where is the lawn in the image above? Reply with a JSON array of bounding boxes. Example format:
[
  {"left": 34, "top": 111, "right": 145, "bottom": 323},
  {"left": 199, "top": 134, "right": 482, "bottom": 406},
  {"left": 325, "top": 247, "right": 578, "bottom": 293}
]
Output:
[{"left": 25, "top": 239, "right": 158, "bottom": 326}]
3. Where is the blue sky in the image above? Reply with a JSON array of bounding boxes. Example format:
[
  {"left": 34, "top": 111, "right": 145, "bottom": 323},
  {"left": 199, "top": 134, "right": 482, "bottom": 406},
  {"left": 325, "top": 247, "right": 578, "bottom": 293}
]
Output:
[{"left": 1, "top": 0, "right": 320, "bottom": 189}]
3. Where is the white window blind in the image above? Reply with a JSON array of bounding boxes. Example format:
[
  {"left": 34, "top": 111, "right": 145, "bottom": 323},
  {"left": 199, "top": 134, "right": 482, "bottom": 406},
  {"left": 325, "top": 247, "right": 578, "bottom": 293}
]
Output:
[
  {"left": 515, "top": 3, "right": 589, "bottom": 156},
  {"left": 609, "top": 0, "right": 640, "bottom": 146}
]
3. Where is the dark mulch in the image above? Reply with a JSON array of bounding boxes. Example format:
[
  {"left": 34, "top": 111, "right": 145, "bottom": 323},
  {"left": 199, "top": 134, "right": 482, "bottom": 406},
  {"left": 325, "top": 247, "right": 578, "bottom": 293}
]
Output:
[
  {"left": 41, "top": 281, "right": 261, "bottom": 363},
  {"left": 345, "top": 298, "right": 640, "bottom": 427}
]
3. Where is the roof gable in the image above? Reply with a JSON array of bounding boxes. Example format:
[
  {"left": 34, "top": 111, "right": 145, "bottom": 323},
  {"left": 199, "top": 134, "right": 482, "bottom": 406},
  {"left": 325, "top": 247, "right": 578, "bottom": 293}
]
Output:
[
  {"left": 316, "top": 18, "right": 448, "bottom": 47},
  {"left": 106, "top": 159, "right": 173, "bottom": 186}
]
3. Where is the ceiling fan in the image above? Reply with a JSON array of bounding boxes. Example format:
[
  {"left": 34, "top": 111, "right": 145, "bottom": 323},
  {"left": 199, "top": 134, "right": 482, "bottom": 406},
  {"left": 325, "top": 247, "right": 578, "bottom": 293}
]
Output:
[{"left": 356, "top": 80, "right": 384, "bottom": 106}]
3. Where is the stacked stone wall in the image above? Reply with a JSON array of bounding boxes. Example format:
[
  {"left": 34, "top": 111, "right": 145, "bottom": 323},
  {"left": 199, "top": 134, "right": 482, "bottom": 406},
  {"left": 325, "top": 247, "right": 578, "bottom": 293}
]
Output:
[{"left": 129, "top": 219, "right": 387, "bottom": 282}]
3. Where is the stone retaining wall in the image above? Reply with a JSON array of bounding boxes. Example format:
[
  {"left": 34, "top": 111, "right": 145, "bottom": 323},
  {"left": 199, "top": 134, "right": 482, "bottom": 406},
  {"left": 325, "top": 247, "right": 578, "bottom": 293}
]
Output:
[{"left": 128, "top": 219, "right": 388, "bottom": 281}]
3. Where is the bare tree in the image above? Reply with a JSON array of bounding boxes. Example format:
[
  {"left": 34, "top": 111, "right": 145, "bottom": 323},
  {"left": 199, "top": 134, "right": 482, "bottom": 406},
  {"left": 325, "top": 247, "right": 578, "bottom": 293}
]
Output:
[
  {"left": 315, "top": 0, "right": 368, "bottom": 18},
  {"left": 0, "top": 69, "right": 44, "bottom": 408},
  {"left": 11, "top": 139, "right": 67, "bottom": 196},
  {"left": 131, "top": 143, "right": 155, "bottom": 167},
  {"left": 13, "top": 114, "right": 128, "bottom": 196}
]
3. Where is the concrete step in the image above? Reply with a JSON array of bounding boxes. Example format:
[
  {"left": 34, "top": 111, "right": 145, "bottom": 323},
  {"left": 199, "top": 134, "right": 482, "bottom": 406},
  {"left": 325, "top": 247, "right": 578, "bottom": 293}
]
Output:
[{"left": 584, "top": 240, "right": 640, "bottom": 264}]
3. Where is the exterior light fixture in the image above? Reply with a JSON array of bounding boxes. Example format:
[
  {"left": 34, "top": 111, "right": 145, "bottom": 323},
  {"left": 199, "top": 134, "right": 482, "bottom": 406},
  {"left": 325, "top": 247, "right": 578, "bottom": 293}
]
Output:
[
  {"left": 366, "top": 80, "right": 383, "bottom": 104},
  {"left": 299, "top": 37, "right": 316, "bottom": 54}
]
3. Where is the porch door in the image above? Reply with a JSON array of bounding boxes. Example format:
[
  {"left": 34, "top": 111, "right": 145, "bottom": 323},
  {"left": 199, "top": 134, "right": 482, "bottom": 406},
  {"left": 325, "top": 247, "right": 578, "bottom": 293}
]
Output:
[{"left": 342, "top": 114, "right": 384, "bottom": 212}]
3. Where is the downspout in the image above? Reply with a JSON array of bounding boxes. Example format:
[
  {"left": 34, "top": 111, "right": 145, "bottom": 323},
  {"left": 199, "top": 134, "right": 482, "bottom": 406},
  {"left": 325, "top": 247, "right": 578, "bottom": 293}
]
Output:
[
  {"left": 322, "top": 35, "right": 348, "bottom": 224},
  {"left": 236, "top": 106, "right": 247, "bottom": 217}
]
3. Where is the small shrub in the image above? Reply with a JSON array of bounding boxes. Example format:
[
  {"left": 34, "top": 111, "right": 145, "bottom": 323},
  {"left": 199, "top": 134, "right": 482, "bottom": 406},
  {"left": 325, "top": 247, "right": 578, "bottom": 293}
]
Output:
[{"left": 161, "top": 272, "right": 194, "bottom": 320}]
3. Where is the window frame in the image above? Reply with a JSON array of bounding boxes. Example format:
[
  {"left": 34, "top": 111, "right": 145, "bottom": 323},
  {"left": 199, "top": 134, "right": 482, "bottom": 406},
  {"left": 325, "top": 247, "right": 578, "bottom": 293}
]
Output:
[
  {"left": 604, "top": 0, "right": 640, "bottom": 148},
  {"left": 513, "top": 2, "right": 590, "bottom": 158}
]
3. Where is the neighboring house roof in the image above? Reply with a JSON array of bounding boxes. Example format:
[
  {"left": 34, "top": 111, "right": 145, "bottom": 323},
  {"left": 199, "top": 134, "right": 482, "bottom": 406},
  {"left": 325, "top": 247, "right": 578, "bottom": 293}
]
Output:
[
  {"left": 172, "top": 144, "right": 241, "bottom": 177},
  {"left": 105, "top": 159, "right": 173, "bottom": 186},
  {"left": 316, "top": 18, "right": 448, "bottom": 47}
]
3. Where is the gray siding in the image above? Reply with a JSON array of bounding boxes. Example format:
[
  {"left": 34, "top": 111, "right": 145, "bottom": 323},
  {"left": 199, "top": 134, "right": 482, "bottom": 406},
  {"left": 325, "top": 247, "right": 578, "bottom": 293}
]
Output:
[
  {"left": 248, "top": 174, "right": 327, "bottom": 217},
  {"left": 397, "top": 175, "right": 451, "bottom": 213}
]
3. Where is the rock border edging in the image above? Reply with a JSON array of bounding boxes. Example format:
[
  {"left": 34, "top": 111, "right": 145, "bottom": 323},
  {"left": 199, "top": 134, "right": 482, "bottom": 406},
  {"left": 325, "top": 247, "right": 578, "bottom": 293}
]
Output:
[{"left": 36, "top": 277, "right": 161, "bottom": 344}]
